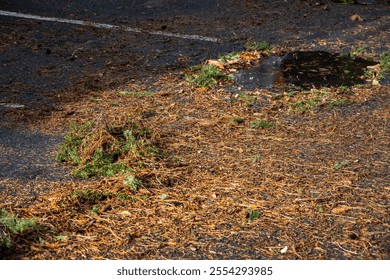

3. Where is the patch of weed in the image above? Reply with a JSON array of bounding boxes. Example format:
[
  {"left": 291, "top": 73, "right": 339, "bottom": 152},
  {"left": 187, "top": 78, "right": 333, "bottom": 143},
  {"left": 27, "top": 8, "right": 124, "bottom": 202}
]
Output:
[
  {"left": 349, "top": 45, "right": 368, "bottom": 58},
  {"left": 250, "top": 155, "right": 263, "bottom": 163},
  {"left": 247, "top": 209, "right": 261, "bottom": 222},
  {"left": 54, "top": 235, "right": 67, "bottom": 241},
  {"left": 0, "top": 209, "right": 37, "bottom": 249},
  {"left": 245, "top": 41, "right": 271, "bottom": 51},
  {"left": 117, "top": 91, "right": 154, "bottom": 98},
  {"left": 185, "top": 64, "right": 233, "bottom": 87},
  {"left": 218, "top": 51, "right": 241, "bottom": 63},
  {"left": 378, "top": 52, "right": 390, "bottom": 80},
  {"left": 250, "top": 120, "right": 275, "bottom": 129},
  {"left": 289, "top": 97, "right": 320, "bottom": 112},
  {"left": 237, "top": 93, "right": 257, "bottom": 106},
  {"left": 123, "top": 174, "right": 142, "bottom": 191},
  {"left": 317, "top": 204, "right": 324, "bottom": 213},
  {"left": 328, "top": 99, "right": 350, "bottom": 108},
  {"left": 333, "top": 160, "right": 351, "bottom": 169},
  {"left": 56, "top": 121, "right": 94, "bottom": 164},
  {"left": 117, "top": 192, "right": 136, "bottom": 201},
  {"left": 71, "top": 189, "right": 110, "bottom": 203},
  {"left": 230, "top": 117, "right": 245, "bottom": 124},
  {"left": 332, "top": 0, "right": 357, "bottom": 4},
  {"left": 57, "top": 120, "right": 157, "bottom": 179},
  {"left": 91, "top": 205, "right": 99, "bottom": 215},
  {"left": 90, "top": 97, "right": 99, "bottom": 102}
]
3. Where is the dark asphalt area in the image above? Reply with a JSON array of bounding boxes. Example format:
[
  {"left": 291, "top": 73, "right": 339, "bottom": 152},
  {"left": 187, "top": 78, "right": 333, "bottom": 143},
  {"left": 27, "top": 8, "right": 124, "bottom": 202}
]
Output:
[{"left": 0, "top": 0, "right": 389, "bottom": 193}]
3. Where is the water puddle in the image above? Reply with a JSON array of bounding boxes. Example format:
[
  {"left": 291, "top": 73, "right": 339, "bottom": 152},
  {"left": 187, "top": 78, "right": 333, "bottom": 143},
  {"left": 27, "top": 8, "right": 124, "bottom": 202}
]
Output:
[{"left": 234, "top": 51, "right": 380, "bottom": 91}]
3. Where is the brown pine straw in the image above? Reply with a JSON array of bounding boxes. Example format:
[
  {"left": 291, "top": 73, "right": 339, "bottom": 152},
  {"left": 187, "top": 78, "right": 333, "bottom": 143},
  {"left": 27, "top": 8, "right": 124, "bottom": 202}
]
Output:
[{"left": 1, "top": 62, "right": 389, "bottom": 260}]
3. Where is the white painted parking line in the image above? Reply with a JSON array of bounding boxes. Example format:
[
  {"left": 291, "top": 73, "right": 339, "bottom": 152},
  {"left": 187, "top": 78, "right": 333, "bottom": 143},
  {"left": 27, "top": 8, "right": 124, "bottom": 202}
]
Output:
[
  {"left": 0, "top": 103, "right": 25, "bottom": 108},
  {"left": 0, "top": 10, "right": 219, "bottom": 43}
]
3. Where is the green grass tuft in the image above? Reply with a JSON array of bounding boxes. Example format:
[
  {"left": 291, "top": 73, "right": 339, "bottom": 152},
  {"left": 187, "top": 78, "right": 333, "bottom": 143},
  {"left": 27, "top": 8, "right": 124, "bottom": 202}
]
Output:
[
  {"left": 185, "top": 64, "right": 233, "bottom": 87},
  {"left": 57, "top": 120, "right": 157, "bottom": 179},
  {"left": 244, "top": 41, "right": 271, "bottom": 51},
  {"left": 0, "top": 209, "right": 37, "bottom": 249},
  {"left": 250, "top": 120, "right": 275, "bottom": 129},
  {"left": 247, "top": 210, "right": 262, "bottom": 222}
]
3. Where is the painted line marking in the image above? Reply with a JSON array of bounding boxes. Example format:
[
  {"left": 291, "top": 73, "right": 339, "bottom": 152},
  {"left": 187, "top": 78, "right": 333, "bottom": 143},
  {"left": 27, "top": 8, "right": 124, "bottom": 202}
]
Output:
[
  {"left": 0, "top": 10, "right": 219, "bottom": 43},
  {"left": 0, "top": 103, "right": 25, "bottom": 108}
]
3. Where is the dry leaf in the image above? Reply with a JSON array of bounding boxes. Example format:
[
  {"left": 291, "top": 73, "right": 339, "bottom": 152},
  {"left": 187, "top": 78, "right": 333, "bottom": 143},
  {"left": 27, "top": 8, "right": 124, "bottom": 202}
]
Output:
[
  {"left": 207, "top": 59, "right": 225, "bottom": 69},
  {"left": 331, "top": 205, "right": 350, "bottom": 214},
  {"left": 350, "top": 14, "right": 363, "bottom": 21},
  {"left": 119, "top": 211, "right": 132, "bottom": 216}
]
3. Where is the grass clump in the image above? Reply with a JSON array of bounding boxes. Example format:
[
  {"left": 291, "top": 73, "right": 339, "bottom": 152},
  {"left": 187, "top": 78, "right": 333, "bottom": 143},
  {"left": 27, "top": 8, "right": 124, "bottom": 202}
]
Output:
[
  {"left": 250, "top": 120, "right": 275, "bottom": 129},
  {"left": 0, "top": 209, "right": 36, "bottom": 250},
  {"left": 378, "top": 52, "right": 390, "bottom": 80},
  {"left": 247, "top": 209, "right": 261, "bottom": 222},
  {"left": 56, "top": 119, "right": 157, "bottom": 179},
  {"left": 244, "top": 41, "right": 271, "bottom": 51},
  {"left": 123, "top": 174, "right": 142, "bottom": 191},
  {"left": 237, "top": 93, "right": 257, "bottom": 106},
  {"left": 332, "top": 0, "right": 357, "bottom": 4},
  {"left": 71, "top": 189, "right": 110, "bottom": 203},
  {"left": 117, "top": 91, "right": 154, "bottom": 98},
  {"left": 333, "top": 160, "right": 351, "bottom": 169},
  {"left": 185, "top": 64, "right": 233, "bottom": 87},
  {"left": 289, "top": 97, "right": 321, "bottom": 112},
  {"left": 218, "top": 51, "right": 241, "bottom": 63},
  {"left": 328, "top": 99, "right": 350, "bottom": 108},
  {"left": 230, "top": 117, "right": 245, "bottom": 125}
]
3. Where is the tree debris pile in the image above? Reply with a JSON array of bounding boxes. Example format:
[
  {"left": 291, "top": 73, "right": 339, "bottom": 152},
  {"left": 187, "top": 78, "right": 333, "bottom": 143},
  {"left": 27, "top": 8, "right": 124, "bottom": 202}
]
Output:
[{"left": 1, "top": 69, "right": 388, "bottom": 260}]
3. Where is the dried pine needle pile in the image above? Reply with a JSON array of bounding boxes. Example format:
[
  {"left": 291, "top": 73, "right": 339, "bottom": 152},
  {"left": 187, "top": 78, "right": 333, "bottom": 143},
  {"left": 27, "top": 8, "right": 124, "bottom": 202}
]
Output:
[{"left": 1, "top": 50, "right": 389, "bottom": 260}]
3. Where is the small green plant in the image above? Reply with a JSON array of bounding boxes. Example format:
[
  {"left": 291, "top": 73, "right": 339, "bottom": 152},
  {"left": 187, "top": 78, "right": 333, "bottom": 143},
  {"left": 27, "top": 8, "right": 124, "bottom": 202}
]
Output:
[
  {"left": 333, "top": 160, "right": 351, "bottom": 169},
  {"left": 378, "top": 52, "right": 390, "bottom": 80},
  {"left": 116, "top": 192, "right": 136, "bottom": 201},
  {"left": 287, "top": 90, "right": 299, "bottom": 98},
  {"left": 332, "top": 0, "right": 357, "bottom": 4},
  {"left": 0, "top": 209, "right": 36, "bottom": 234},
  {"left": 218, "top": 51, "right": 241, "bottom": 63},
  {"left": 328, "top": 99, "right": 350, "bottom": 108},
  {"left": 56, "top": 121, "right": 94, "bottom": 164},
  {"left": 0, "top": 209, "right": 37, "bottom": 249},
  {"left": 349, "top": 45, "right": 367, "bottom": 58},
  {"left": 289, "top": 97, "right": 320, "bottom": 112},
  {"left": 245, "top": 41, "right": 271, "bottom": 51},
  {"left": 91, "top": 205, "right": 100, "bottom": 215},
  {"left": 317, "top": 204, "right": 324, "bottom": 213},
  {"left": 54, "top": 235, "right": 67, "bottom": 241},
  {"left": 237, "top": 93, "right": 257, "bottom": 106},
  {"left": 230, "top": 117, "right": 245, "bottom": 124},
  {"left": 185, "top": 64, "right": 233, "bottom": 87},
  {"left": 57, "top": 120, "right": 157, "bottom": 179},
  {"left": 250, "top": 155, "right": 263, "bottom": 163},
  {"left": 123, "top": 174, "right": 142, "bottom": 191},
  {"left": 117, "top": 91, "right": 154, "bottom": 98},
  {"left": 247, "top": 210, "right": 261, "bottom": 222},
  {"left": 250, "top": 120, "right": 275, "bottom": 129}
]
